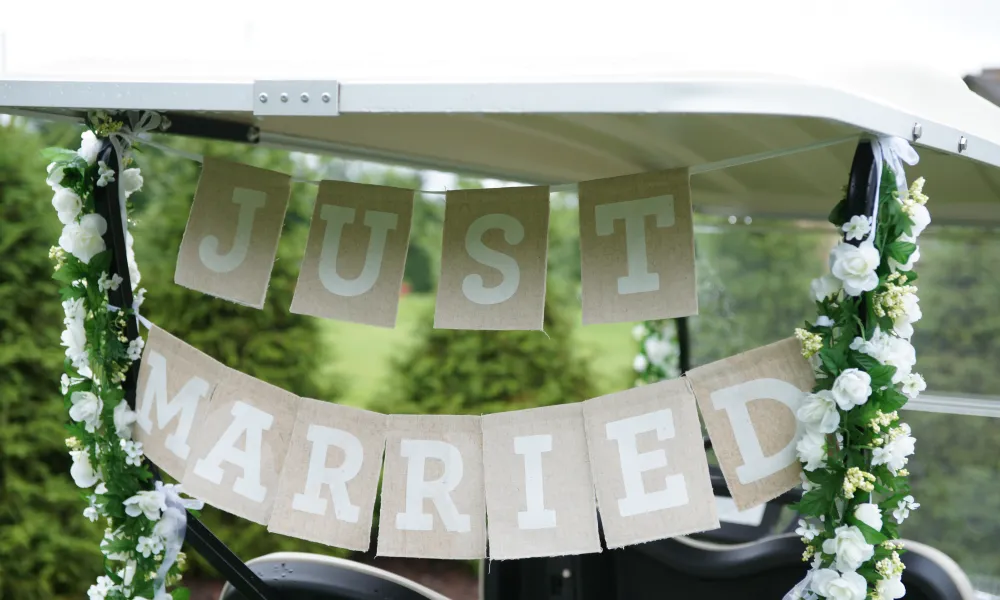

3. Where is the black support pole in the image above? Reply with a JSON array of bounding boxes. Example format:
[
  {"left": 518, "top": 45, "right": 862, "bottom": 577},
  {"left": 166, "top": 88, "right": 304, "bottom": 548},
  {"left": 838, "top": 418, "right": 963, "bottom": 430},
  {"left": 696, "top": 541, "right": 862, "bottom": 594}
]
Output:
[{"left": 94, "top": 139, "right": 282, "bottom": 600}]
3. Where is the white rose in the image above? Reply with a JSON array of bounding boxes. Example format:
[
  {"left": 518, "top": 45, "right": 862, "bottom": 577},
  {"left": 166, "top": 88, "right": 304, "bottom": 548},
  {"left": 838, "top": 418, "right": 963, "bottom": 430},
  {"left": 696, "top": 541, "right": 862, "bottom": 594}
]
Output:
[
  {"left": 810, "top": 273, "right": 842, "bottom": 302},
  {"left": 77, "top": 130, "right": 103, "bottom": 165},
  {"left": 631, "top": 324, "right": 646, "bottom": 341},
  {"left": 69, "top": 391, "right": 104, "bottom": 433},
  {"left": 113, "top": 400, "right": 138, "bottom": 440},
  {"left": 796, "top": 390, "right": 840, "bottom": 434},
  {"left": 51, "top": 188, "right": 83, "bottom": 225},
  {"left": 831, "top": 369, "right": 872, "bottom": 410},
  {"left": 70, "top": 450, "right": 100, "bottom": 488},
  {"left": 877, "top": 576, "right": 906, "bottom": 600},
  {"left": 821, "top": 525, "right": 875, "bottom": 572},
  {"left": 872, "top": 426, "right": 915, "bottom": 474},
  {"left": 59, "top": 213, "right": 108, "bottom": 264},
  {"left": 815, "top": 315, "right": 835, "bottom": 328},
  {"left": 853, "top": 502, "right": 883, "bottom": 531},
  {"left": 62, "top": 297, "right": 86, "bottom": 323},
  {"left": 123, "top": 490, "right": 167, "bottom": 521},
  {"left": 643, "top": 337, "right": 673, "bottom": 366},
  {"left": 892, "top": 293, "right": 921, "bottom": 339},
  {"left": 900, "top": 373, "right": 927, "bottom": 399},
  {"left": 121, "top": 168, "right": 144, "bottom": 197},
  {"left": 632, "top": 354, "right": 649, "bottom": 373},
  {"left": 841, "top": 215, "right": 871, "bottom": 242},
  {"left": 796, "top": 429, "right": 828, "bottom": 471},
  {"left": 908, "top": 203, "right": 931, "bottom": 237},
  {"left": 46, "top": 162, "right": 66, "bottom": 190},
  {"left": 810, "top": 569, "right": 867, "bottom": 600},
  {"left": 830, "top": 241, "right": 880, "bottom": 296},
  {"left": 61, "top": 318, "right": 89, "bottom": 373},
  {"left": 886, "top": 336, "right": 916, "bottom": 383}
]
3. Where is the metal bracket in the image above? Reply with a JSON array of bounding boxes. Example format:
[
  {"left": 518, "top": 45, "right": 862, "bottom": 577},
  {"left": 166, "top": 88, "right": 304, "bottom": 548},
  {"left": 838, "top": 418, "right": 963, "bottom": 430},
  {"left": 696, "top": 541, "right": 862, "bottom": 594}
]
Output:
[{"left": 252, "top": 80, "right": 339, "bottom": 117}]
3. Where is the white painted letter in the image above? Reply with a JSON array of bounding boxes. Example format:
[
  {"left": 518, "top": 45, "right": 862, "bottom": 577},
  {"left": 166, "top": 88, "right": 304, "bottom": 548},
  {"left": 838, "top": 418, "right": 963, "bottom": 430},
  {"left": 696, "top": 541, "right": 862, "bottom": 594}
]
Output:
[
  {"left": 199, "top": 188, "right": 267, "bottom": 273},
  {"left": 462, "top": 214, "right": 524, "bottom": 305},
  {"left": 606, "top": 409, "right": 688, "bottom": 517},
  {"left": 395, "top": 440, "right": 471, "bottom": 533},
  {"left": 514, "top": 434, "right": 557, "bottom": 530},
  {"left": 291, "top": 424, "right": 364, "bottom": 522},
  {"left": 594, "top": 195, "right": 675, "bottom": 295},
  {"left": 135, "top": 350, "right": 210, "bottom": 460},
  {"left": 317, "top": 205, "right": 398, "bottom": 297},
  {"left": 192, "top": 401, "right": 274, "bottom": 502},
  {"left": 710, "top": 378, "right": 805, "bottom": 485}
]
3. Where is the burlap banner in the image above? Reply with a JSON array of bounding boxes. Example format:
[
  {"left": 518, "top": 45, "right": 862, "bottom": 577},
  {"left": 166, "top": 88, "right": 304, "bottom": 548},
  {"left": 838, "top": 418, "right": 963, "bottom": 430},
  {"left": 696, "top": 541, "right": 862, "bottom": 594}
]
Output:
[
  {"left": 175, "top": 158, "right": 291, "bottom": 308},
  {"left": 136, "top": 325, "right": 814, "bottom": 558},
  {"left": 687, "top": 338, "right": 815, "bottom": 511}
]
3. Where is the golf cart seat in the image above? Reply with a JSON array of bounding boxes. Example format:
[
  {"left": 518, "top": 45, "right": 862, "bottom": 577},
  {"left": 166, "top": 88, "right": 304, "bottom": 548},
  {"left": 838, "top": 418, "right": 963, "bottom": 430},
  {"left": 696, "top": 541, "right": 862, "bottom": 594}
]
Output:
[{"left": 218, "top": 552, "right": 450, "bottom": 600}]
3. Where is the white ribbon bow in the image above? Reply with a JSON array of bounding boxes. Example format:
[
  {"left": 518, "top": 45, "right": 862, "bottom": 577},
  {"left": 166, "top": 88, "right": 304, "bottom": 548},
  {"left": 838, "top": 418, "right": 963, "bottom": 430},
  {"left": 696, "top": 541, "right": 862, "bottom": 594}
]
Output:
[
  {"left": 151, "top": 481, "right": 204, "bottom": 597},
  {"left": 867, "top": 135, "right": 920, "bottom": 243}
]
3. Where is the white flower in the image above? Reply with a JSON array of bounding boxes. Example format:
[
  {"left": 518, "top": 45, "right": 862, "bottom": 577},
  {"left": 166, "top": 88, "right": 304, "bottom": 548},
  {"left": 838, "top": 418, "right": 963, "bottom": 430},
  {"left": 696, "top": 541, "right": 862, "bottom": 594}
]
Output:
[
  {"left": 877, "top": 576, "right": 906, "bottom": 600},
  {"left": 831, "top": 369, "right": 872, "bottom": 410},
  {"left": 78, "top": 130, "right": 103, "bottom": 165},
  {"left": 796, "top": 429, "right": 829, "bottom": 471},
  {"left": 853, "top": 328, "right": 916, "bottom": 383},
  {"left": 134, "top": 287, "right": 146, "bottom": 308},
  {"left": 631, "top": 324, "right": 647, "bottom": 341},
  {"left": 810, "top": 273, "right": 842, "bottom": 302},
  {"left": 70, "top": 450, "right": 100, "bottom": 488},
  {"left": 100, "top": 527, "right": 129, "bottom": 562},
  {"left": 46, "top": 162, "right": 66, "bottom": 190},
  {"left": 125, "top": 231, "right": 141, "bottom": 288},
  {"left": 83, "top": 496, "right": 100, "bottom": 522},
  {"left": 87, "top": 575, "right": 116, "bottom": 600},
  {"left": 908, "top": 203, "right": 931, "bottom": 237},
  {"left": 95, "top": 482, "right": 108, "bottom": 495},
  {"left": 643, "top": 337, "right": 673, "bottom": 366},
  {"left": 810, "top": 569, "right": 867, "bottom": 600},
  {"left": 796, "top": 390, "right": 840, "bottom": 434},
  {"left": 121, "top": 439, "right": 144, "bottom": 467},
  {"left": 62, "top": 297, "right": 86, "bottom": 323},
  {"left": 59, "top": 213, "right": 108, "bottom": 264},
  {"left": 119, "top": 560, "right": 137, "bottom": 588},
  {"left": 121, "top": 168, "right": 143, "bottom": 197},
  {"left": 60, "top": 373, "right": 83, "bottom": 395},
  {"left": 98, "top": 272, "right": 123, "bottom": 292},
  {"left": 632, "top": 354, "right": 649, "bottom": 373},
  {"left": 893, "top": 495, "right": 920, "bottom": 524},
  {"left": 853, "top": 503, "right": 883, "bottom": 531},
  {"left": 61, "top": 319, "right": 89, "bottom": 375},
  {"left": 815, "top": 315, "right": 835, "bottom": 328},
  {"left": 872, "top": 425, "right": 916, "bottom": 475},
  {"left": 822, "top": 525, "right": 875, "bottom": 572},
  {"left": 889, "top": 244, "right": 920, "bottom": 273},
  {"left": 800, "top": 471, "right": 814, "bottom": 492},
  {"left": 900, "top": 373, "right": 926, "bottom": 399},
  {"left": 795, "top": 519, "right": 820, "bottom": 541},
  {"left": 51, "top": 188, "right": 83, "bottom": 225},
  {"left": 841, "top": 215, "right": 871, "bottom": 242},
  {"left": 124, "top": 490, "right": 166, "bottom": 521},
  {"left": 136, "top": 535, "right": 165, "bottom": 558},
  {"left": 96, "top": 160, "right": 116, "bottom": 187},
  {"left": 830, "top": 241, "right": 880, "bottom": 296},
  {"left": 126, "top": 337, "right": 145, "bottom": 362},
  {"left": 69, "top": 391, "right": 104, "bottom": 433},
  {"left": 113, "top": 400, "right": 138, "bottom": 440},
  {"left": 892, "top": 292, "right": 922, "bottom": 339}
]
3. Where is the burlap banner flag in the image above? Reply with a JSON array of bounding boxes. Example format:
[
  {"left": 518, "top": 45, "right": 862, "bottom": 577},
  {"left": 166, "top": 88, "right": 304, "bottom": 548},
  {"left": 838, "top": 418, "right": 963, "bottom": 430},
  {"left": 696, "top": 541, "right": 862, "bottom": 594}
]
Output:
[
  {"left": 434, "top": 186, "right": 550, "bottom": 330},
  {"left": 175, "top": 158, "right": 292, "bottom": 308},
  {"left": 134, "top": 325, "right": 228, "bottom": 480},
  {"left": 687, "top": 338, "right": 815, "bottom": 511},
  {"left": 378, "top": 415, "right": 487, "bottom": 559},
  {"left": 290, "top": 181, "right": 414, "bottom": 328},
  {"left": 268, "top": 399, "right": 388, "bottom": 551},
  {"left": 482, "top": 403, "right": 601, "bottom": 559},
  {"left": 182, "top": 369, "right": 299, "bottom": 525},
  {"left": 578, "top": 169, "right": 697, "bottom": 325},
  {"left": 583, "top": 379, "right": 719, "bottom": 548}
]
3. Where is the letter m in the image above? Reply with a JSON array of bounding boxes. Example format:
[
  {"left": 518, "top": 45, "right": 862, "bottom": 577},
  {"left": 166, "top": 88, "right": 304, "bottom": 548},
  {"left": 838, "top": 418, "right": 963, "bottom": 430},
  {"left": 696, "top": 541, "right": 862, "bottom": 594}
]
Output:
[{"left": 136, "top": 350, "right": 211, "bottom": 460}]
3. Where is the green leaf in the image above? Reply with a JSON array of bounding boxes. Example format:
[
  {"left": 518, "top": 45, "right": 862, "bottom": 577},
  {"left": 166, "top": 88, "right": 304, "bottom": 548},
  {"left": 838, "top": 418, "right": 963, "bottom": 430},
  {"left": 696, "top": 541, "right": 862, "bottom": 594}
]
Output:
[
  {"left": 879, "top": 388, "right": 908, "bottom": 413},
  {"left": 850, "top": 353, "right": 880, "bottom": 370},
  {"left": 41, "top": 147, "right": 81, "bottom": 163},
  {"left": 172, "top": 587, "right": 192, "bottom": 600},
  {"left": 90, "top": 250, "right": 112, "bottom": 276},
  {"left": 792, "top": 489, "right": 829, "bottom": 517},
  {"left": 886, "top": 241, "right": 917, "bottom": 266},
  {"left": 828, "top": 198, "right": 848, "bottom": 227},
  {"left": 850, "top": 518, "right": 889, "bottom": 544},
  {"left": 868, "top": 364, "right": 897, "bottom": 388}
]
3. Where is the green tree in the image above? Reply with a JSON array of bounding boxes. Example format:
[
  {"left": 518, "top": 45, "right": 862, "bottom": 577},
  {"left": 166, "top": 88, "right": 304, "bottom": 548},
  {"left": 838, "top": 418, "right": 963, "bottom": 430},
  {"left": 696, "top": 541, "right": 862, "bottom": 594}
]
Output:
[{"left": 0, "top": 122, "right": 104, "bottom": 599}]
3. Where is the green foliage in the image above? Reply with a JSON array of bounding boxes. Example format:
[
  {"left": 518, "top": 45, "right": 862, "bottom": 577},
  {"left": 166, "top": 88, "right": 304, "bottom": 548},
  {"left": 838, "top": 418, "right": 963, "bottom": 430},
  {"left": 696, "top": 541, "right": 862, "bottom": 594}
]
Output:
[
  {"left": 372, "top": 280, "right": 594, "bottom": 415},
  {"left": 0, "top": 123, "right": 104, "bottom": 599}
]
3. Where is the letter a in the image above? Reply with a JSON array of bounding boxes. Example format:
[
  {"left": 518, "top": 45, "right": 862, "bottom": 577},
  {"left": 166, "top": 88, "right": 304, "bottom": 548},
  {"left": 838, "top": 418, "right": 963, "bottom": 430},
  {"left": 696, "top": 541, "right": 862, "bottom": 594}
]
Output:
[
  {"left": 318, "top": 205, "right": 398, "bottom": 297},
  {"left": 199, "top": 188, "right": 267, "bottom": 273}
]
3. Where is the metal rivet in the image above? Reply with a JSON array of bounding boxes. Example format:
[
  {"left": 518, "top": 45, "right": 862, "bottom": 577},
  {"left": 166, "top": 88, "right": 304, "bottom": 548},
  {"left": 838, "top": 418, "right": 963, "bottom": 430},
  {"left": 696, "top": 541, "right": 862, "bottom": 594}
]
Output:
[
  {"left": 280, "top": 93, "right": 289, "bottom": 103},
  {"left": 300, "top": 93, "right": 309, "bottom": 103},
  {"left": 321, "top": 93, "right": 331, "bottom": 103},
  {"left": 743, "top": 216, "right": 752, "bottom": 225},
  {"left": 728, "top": 215, "right": 737, "bottom": 225},
  {"left": 258, "top": 93, "right": 268, "bottom": 103},
  {"left": 958, "top": 136, "right": 968, "bottom": 153},
  {"left": 912, "top": 123, "right": 922, "bottom": 140},
  {"left": 562, "top": 569, "right": 571, "bottom": 579}
]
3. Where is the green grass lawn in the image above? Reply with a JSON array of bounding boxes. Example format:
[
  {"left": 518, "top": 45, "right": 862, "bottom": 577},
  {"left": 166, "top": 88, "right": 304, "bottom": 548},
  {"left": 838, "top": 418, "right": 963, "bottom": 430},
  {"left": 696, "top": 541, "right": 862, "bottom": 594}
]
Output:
[{"left": 321, "top": 293, "right": 636, "bottom": 408}]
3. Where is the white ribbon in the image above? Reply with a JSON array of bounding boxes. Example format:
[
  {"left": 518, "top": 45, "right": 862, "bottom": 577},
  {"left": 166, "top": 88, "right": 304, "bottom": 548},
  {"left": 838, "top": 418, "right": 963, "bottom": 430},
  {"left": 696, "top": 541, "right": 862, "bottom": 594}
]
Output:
[
  {"left": 782, "top": 570, "right": 816, "bottom": 600},
  {"left": 106, "top": 303, "right": 153, "bottom": 330},
  {"left": 867, "top": 136, "right": 920, "bottom": 243},
  {"left": 151, "top": 482, "right": 204, "bottom": 597}
]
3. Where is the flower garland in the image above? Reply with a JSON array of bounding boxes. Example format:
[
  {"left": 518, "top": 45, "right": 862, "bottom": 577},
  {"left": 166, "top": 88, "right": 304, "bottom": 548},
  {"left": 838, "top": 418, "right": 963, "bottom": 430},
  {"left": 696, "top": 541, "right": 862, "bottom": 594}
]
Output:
[
  {"left": 48, "top": 112, "right": 199, "bottom": 600},
  {"left": 790, "top": 163, "right": 930, "bottom": 600},
  {"left": 631, "top": 320, "right": 681, "bottom": 384}
]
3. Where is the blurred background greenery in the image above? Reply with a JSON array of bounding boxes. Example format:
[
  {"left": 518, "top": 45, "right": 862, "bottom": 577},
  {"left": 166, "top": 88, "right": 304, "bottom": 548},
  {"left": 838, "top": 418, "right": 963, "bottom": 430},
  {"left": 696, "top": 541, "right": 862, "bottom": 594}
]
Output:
[{"left": 1, "top": 117, "right": 997, "bottom": 599}]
